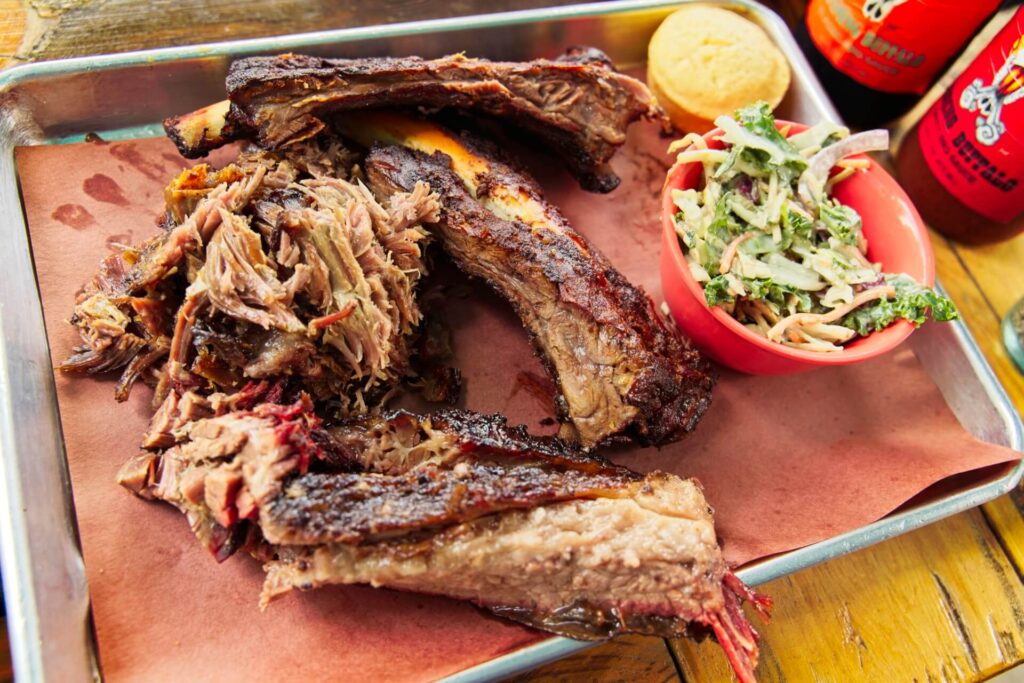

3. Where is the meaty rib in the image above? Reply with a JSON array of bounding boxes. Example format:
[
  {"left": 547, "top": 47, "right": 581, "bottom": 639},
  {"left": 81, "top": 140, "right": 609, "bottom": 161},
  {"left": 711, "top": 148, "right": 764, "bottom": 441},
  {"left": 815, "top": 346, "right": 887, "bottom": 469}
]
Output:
[
  {"left": 359, "top": 124, "right": 713, "bottom": 448},
  {"left": 163, "top": 49, "right": 663, "bottom": 192},
  {"left": 120, "top": 395, "right": 767, "bottom": 682}
]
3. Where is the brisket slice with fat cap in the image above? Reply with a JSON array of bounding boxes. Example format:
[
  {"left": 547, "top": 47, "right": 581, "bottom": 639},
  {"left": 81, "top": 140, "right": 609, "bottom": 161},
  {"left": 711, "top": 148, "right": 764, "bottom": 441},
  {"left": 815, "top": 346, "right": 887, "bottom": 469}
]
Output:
[
  {"left": 261, "top": 462, "right": 640, "bottom": 545},
  {"left": 119, "top": 395, "right": 768, "bottom": 682},
  {"left": 261, "top": 409, "right": 642, "bottom": 545},
  {"left": 261, "top": 469, "right": 769, "bottom": 682},
  {"left": 163, "top": 48, "right": 664, "bottom": 193},
  {"left": 362, "top": 140, "right": 714, "bottom": 448}
]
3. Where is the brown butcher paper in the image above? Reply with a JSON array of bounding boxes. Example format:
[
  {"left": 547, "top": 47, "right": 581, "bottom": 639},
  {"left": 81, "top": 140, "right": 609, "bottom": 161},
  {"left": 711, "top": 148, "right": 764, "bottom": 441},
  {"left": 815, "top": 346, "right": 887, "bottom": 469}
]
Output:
[{"left": 15, "top": 122, "right": 1020, "bottom": 682}]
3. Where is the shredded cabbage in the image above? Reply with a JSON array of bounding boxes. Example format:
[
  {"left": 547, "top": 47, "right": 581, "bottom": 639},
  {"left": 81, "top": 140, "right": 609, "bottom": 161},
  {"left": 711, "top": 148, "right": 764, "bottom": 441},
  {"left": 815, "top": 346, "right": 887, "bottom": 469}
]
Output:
[{"left": 670, "top": 103, "right": 957, "bottom": 352}]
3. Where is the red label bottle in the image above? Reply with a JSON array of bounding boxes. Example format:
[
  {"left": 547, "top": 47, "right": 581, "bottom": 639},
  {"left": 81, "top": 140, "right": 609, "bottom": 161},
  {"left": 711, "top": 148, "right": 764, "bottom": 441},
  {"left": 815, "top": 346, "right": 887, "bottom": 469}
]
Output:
[
  {"left": 797, "top": 0, "right": 1001, "bottom": 127},
  {"left": 896, "top": 7, "right": 1024, "bottom": 244}
]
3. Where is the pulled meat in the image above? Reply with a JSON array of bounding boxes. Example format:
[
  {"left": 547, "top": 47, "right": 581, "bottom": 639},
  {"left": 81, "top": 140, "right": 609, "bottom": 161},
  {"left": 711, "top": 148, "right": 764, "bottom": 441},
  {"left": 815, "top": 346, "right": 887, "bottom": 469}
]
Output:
[
  {"left": 62, "top": 139, "right": 438, "bottom": 414},
  {"left": 62, "top": 169, "right": 265, "bottom": 400}
]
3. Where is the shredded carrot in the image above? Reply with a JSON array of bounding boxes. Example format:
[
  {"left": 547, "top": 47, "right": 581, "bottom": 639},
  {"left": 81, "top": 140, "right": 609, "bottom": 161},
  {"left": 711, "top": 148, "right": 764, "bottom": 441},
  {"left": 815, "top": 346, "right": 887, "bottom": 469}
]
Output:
[
  {"left": 668, "top": 132, "right": 709, "bottom": 154},
  {"left": 825, "top": 166, "right": 856, "bottom": 188},
  {"left": 826, "top": 159, "right": 872, "bottom": 190},
  {"left": 718, "top": 233, "right": 756, "bottom": 275},
  {"left": 837, "top": 158, "right": 871, "bottom": 169},
  {"left": 827, "top": 158, "right": 872, "bottom": 189},
  {"left": 767, "top": 286, "right": 895, "bottom": 342},
  {"left": 749, "top": 298, "right": 779, "bottom": 323}
]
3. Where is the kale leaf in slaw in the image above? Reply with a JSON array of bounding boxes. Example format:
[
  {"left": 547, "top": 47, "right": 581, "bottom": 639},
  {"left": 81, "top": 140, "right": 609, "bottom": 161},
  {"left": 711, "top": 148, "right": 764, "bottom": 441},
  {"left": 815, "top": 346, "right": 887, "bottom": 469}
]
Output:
[{"left": 670, "top": 103, "right": 957, "bottom": 353}]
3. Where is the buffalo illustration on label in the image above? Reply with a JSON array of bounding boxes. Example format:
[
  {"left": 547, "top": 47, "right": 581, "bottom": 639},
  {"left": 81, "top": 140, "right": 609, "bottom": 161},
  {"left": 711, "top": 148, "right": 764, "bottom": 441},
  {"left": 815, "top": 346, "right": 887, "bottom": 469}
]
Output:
[
  {"left": 862, "top": 0, "right": 908, "bottom": 23},
  {"left": 961, "top": 35, "right": 1024, "bottom": 146}
]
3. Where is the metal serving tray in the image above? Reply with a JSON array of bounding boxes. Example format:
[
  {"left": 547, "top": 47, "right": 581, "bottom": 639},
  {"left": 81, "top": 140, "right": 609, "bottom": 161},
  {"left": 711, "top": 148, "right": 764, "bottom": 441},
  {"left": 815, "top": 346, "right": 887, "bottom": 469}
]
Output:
[{"left": 0, "top": 1, "right": 1020, "bottom": 681}]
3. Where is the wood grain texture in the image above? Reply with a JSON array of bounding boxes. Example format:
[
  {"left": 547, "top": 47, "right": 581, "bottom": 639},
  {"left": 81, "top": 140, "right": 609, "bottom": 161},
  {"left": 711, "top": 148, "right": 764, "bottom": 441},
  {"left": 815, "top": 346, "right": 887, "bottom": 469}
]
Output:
[
  {"left": 672, "top": 510, "right": 1024, "bottom": 682},
  {"left": 986, "top": 494, "right": 1024, "bottom": 580},
  {"left": 949, "top": 233, "right": 1024, "bottom": 323},
  {"left": 10, "top": 0, "right": 587, "bottom": 63},
  {"left": 931, "top": 235, "right": 1024, "bottom": 410},
  {"left": 0, "top": 1, "right": 26, "bottom": 69},
  {"left": 504, "top": 636, "right": 681, "bottom": 683}
]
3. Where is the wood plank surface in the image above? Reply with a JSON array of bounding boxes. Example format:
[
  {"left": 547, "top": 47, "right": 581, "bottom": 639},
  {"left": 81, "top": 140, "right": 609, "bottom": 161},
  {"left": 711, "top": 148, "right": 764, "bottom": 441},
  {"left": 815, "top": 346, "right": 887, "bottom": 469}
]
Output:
[
  {"left": 4, "top": 2, "right": 1024, "bottom": 683},
  {"left": 0, "top": 1, "right": 25, "bottom": 69},
  {"left": 0, "top": 0, "right": 586, "bottom": 64},
  {"left": 672, "top": 510, "right": 1024, "bottom": 682},
  {"left": 504, "top": 636, "right": 681, "bottom": 683},
  {"left": 943, "top": 236, "right": 1024, "bottom": 403}
]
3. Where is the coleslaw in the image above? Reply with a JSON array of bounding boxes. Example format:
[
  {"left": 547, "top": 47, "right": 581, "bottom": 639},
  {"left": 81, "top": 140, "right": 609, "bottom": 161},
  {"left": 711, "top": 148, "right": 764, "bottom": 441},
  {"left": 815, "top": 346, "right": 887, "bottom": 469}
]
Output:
[{"left": 670, "top": 103, "right": 957, "bottom": 352}]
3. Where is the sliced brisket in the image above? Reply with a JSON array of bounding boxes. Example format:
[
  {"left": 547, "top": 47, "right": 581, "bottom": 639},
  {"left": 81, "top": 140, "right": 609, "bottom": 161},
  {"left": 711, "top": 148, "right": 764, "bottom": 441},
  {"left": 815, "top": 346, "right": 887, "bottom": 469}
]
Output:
[{"left": 119, "top": 393, "right": 766, "bottom": 681}]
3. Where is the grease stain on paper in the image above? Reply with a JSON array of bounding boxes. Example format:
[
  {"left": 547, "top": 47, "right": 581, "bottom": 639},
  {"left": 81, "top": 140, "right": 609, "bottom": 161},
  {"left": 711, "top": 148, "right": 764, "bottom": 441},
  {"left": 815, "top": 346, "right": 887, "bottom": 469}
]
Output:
[
  {"left": 51, "top": 203, "right": 95, "bottom": 230},
  {"left": 83, "top": 173, "right": 129, "bottom": 206},
  {"left": 106, "top": 232, "right": 134, "bottom": 252},
  {"left": 510, "top": 370, "right": 558, "bottom": 417},
  {"left": 110, "top": 142, "right": 167, "bottom": 181}
]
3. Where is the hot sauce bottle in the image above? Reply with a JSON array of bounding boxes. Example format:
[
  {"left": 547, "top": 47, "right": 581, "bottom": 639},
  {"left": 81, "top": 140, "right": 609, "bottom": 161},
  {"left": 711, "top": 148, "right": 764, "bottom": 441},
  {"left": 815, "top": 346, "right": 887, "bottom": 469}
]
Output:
[
  {"left": 895, "top": 7, "right": 1024, "bottom": 245},
  {"left": 796, "top": 0, "right": 1001, "bottom": 127}
]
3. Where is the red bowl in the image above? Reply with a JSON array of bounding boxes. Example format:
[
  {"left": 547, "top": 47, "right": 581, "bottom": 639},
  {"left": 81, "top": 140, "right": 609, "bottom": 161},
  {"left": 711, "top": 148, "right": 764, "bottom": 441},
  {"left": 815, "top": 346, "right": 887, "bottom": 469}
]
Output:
[{"left": 660, "top": 121, "right": 935, "bottom": 375}]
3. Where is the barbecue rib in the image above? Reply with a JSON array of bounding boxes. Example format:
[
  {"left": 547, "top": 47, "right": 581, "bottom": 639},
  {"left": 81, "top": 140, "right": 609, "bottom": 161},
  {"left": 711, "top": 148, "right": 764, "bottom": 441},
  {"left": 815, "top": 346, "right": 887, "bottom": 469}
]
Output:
[
  {"left": 163, "top": 49, "right": 663, "bottom": 193},
  {"left": 119, "top": 395, "right": 768, "bottom": 682},
  {"left": 353, "top": 115, "right": 713, "bottom": 447}
]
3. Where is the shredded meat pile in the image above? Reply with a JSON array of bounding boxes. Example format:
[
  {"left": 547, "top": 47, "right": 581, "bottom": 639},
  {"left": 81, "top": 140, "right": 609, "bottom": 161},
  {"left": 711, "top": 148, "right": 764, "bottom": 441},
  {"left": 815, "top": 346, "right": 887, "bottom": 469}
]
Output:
[{"left": 62, "top": 139, "right": 439, "bottom": 413}]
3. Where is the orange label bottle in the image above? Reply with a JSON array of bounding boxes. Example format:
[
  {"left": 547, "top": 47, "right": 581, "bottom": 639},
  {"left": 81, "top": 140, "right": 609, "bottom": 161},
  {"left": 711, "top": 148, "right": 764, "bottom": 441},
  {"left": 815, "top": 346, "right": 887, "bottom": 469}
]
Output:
[{"left": 798, "top": 0, "right": 1001, "bottom": 126}]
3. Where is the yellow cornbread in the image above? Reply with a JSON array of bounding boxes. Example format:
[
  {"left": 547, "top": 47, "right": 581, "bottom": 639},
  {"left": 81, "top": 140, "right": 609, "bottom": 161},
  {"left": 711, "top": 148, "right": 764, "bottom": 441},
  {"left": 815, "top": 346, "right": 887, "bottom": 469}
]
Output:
[{"left": 648, "top": 6, "right": 791, "bottom": 132}]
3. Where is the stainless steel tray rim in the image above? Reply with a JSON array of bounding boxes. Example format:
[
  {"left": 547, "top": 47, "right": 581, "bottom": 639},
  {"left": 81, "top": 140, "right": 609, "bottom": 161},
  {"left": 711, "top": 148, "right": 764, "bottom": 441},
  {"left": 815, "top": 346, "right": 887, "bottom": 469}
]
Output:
[
  {"left": 0, "top": 0, "right": 763, "bottom": 92},
  {"left": 1, "top": 2, "right": 1020, "bottom": 682}
]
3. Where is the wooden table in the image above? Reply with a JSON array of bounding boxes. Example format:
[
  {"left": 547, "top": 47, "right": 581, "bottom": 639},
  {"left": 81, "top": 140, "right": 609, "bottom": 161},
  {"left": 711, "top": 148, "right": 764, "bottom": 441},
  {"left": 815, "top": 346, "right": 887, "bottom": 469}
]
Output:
[{"left": 2, "top": 2, "right": 1024, "bottom": 681}]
